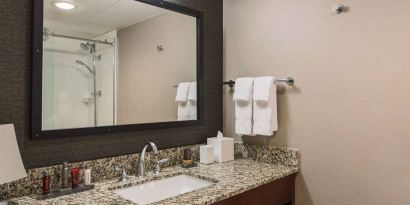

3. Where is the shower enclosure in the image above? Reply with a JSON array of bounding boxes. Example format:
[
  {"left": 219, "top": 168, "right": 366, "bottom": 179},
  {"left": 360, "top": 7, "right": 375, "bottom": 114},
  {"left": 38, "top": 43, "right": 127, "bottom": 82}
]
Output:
[{"left": 42, "top": 29, "right": 116, "bottom": 130}]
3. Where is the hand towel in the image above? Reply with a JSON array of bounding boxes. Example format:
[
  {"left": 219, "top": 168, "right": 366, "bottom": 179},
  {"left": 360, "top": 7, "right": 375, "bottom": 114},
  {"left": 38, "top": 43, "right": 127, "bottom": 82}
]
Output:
[
  {"left": 188, "top": 82, "right": 197, "bottom": 101},
  {"left": 253, "top": 76, "right": 278, "bottom": 135},
  {"left": 188, "top": 82, "right": 197, "bottom": 120},
  {"left": 233, "top": 77, "right": 254, "bottom": 135},
  {"left": 176, "top": 82, "right": 190, "bottom": 120},
  {"left": 233, "top": 77, "right": 254, "bottom": 102},
  {"left": 177, "top": 102, "right": 190, "bottom": 121},
  {"left": 188, "top": 100, "right": 197, "bottom": 120},
  {"left": 253, "top": 76, "right": 274, "bottom": 102},
  {"left": 175, "top": 82, "right": 190, "bottom": 102}
]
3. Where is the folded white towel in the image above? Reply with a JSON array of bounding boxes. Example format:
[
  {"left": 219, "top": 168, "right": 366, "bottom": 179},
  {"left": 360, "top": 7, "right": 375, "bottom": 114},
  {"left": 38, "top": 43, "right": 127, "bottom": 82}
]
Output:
[
  {"left": 176, "top": 82, "right": 190, "bottom": 120},
  {"left": 188, "top": 82, "right": 197, "bottom": 101},
  {"left": 233, "top": 77, "right": 253, "bottom": 102},
  {"left": 253, "top": 76, "right": 278, "bottom": 136},
  {"left": 177, "top": 82, "right": 197, "bottom": 120},
  {"left": 188, "top": 101, "right": 197, "bottom": 120},
  {"left": 187, "top": 82, "right": 197, "bottom": 120},
  {"left": 233, "top": 78, "right": 254, "bottom": 135},
  {"left": 235, "top": 102, "right": 253, "bottom": 135},
  {"left": 177, "top": 101, "right": 190, "bottom": 121},
  {"left": 253, "top": 76, "right": 274, "bottom": 102},
  {"left": 175, "top": 82, "right": 190, "bottom": 102}
]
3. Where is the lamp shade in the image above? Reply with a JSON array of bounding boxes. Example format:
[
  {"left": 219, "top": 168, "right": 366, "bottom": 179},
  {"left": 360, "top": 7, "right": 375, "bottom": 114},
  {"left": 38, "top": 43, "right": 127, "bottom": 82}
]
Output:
[{"left": 0, "top": 124, "right": 26, "bottom": 185}]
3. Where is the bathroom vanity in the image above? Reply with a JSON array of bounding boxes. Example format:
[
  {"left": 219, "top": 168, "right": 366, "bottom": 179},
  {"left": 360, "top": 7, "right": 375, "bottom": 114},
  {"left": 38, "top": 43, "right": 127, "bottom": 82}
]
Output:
[
  {"left": 1, "top": 143, "right": 300, "bottom": 205},
  {"left": 10, "top": 159, "right": 297, "bottom": 205}
]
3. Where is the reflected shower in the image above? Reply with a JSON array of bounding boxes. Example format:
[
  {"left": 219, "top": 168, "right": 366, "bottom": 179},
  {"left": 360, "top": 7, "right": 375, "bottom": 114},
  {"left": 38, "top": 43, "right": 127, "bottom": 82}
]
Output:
[
  {"left": 41, "top": 28, "right": 116, "bottom": 130},
  {"left": 76, "top": 41, "right": 99, "bottom": 127},
  {"left": 80, "top": 42, "right": 96, "bottom": 53},
  {"left": 75, "top": 60, "right": 94, "bottom": 74}
]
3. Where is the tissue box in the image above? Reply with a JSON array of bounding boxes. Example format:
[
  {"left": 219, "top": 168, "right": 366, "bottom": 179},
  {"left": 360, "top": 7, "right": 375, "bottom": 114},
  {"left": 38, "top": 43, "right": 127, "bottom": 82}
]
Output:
[
  {"left": 200, "top": 145, "right": 214, "bottom": 164},
  {"left": 207, "top": 137, "right": 234, "bottom": 163}
]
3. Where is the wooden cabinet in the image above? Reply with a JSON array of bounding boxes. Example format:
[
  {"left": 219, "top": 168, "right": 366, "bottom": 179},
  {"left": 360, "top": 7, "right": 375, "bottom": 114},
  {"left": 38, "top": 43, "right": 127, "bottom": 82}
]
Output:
[{"left": 212, "top": 174, "right": 296, "bottom": 205}]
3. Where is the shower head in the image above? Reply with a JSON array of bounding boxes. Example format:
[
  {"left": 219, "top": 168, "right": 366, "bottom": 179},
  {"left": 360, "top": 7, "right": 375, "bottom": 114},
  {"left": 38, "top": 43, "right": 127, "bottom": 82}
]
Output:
[
  {"left": 80, "top": 42, "right": 96, "bottom": 53},
  {"left": 75, "top": 60, "right": 94, "bottom": 74},
  {"left": 80, "top": 43, "right": 89, "bottom": 51}
]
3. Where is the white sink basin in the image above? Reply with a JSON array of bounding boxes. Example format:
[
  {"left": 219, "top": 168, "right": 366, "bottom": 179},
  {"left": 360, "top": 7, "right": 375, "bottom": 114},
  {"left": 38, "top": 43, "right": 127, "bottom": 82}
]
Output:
[{"left": 114, "top": 175, "right": 214, "bottom": 205}]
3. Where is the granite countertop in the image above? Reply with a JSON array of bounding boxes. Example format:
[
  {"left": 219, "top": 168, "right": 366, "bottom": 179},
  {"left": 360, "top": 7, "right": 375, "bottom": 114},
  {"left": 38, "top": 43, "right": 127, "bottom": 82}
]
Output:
[{"left": 10, "top": 159, "right": 298, "bottom": 205}]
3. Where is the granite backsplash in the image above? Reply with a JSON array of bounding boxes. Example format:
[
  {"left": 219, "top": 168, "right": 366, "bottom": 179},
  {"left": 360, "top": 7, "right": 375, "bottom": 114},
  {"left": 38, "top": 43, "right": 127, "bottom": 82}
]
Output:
[
  {"left": 0, "top": 144, "right": 200, "bottom": 200},
  {"left": 234, "top": 142, "right": 301, "bottom": 169}
]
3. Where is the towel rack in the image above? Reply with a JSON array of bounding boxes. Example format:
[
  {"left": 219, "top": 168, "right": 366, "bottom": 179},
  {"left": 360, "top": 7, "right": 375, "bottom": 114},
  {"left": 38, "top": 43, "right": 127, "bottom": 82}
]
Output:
[
  {"left": 173, "top": 77, "right": 295, "bottom": 88},
  {"left": 223, "top": 77, "right": 294, "bottom": 88}
]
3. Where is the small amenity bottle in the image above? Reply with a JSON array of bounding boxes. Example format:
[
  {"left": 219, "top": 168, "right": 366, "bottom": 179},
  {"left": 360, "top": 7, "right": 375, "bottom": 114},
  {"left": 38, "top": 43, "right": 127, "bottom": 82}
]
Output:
[
  {"left": 182, "top": 148, "right": 193, "bottom": 167},
  {"left": 71, "top": 167, "right": 80, "bottom": 189},
  {"left": 42, "top": 172, "right": 50, "bottom": 195},
  {"left": 62, "top": 162, "right": 70, "bottom": 188},
  {"left": 84, "top": 166, "right": 92, "bottom": 185}
]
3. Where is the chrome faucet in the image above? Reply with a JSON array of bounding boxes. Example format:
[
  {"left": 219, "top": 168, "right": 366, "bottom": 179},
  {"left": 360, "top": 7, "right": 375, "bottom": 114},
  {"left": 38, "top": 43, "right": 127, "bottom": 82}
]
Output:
[{"left": 137, "top": 142, "right": 159, "bottom": 177}]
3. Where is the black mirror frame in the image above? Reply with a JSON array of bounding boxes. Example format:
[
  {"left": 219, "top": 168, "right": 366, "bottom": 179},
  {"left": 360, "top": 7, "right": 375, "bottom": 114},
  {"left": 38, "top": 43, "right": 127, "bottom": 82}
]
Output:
[{"left": 31, "top": 0, "right": 204, "bottom": 139}]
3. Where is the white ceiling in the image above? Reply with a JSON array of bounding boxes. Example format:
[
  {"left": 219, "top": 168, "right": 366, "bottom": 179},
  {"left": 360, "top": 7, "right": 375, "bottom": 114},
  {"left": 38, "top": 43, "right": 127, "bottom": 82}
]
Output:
[{"left": 44, "top": 0, "right": 168, "bottom": 38}]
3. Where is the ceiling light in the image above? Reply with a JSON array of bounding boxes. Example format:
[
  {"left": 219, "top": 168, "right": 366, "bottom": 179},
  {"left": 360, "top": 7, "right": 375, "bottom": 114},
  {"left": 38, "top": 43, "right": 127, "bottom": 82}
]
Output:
[{"left": 53, "top": 1, "right": 76, "bottom": 10}]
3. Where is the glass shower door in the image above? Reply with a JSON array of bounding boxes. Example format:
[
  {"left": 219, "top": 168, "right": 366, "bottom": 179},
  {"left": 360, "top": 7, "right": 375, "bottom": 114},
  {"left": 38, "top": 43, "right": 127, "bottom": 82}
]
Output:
[
  {"left": 42, "top": 34, "right": 116, "bottom": 130},
  {"left": 94, "top": 36, "right": 116, "bottom": 127}
]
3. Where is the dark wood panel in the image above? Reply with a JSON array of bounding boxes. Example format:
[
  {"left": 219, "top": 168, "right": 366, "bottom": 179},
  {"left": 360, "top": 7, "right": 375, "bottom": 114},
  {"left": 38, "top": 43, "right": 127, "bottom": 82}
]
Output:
[
  {"left": 0, "top": 0, "right": 222, "bottom": 168},
  {"left": 212, "top": 174, "right": 296, "bottom": 205}
]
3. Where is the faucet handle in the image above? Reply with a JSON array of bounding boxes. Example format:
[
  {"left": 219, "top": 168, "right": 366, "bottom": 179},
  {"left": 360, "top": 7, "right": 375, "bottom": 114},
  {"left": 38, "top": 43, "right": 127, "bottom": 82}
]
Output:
[
  {"left": 114, "top": 166, "right": 128, "bottom": 182},
  {"left": 155, "top": 158, "right": 169, "bottom": 175}
]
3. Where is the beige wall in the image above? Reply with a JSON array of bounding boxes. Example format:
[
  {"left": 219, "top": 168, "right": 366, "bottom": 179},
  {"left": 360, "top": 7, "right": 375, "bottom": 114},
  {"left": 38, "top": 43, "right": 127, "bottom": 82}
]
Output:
[
  {"left": 224, "top": 0, "right": 410, "bottom": 204},
  {"left": 117, "top": 12, "right": 196, "bottom": 124}
]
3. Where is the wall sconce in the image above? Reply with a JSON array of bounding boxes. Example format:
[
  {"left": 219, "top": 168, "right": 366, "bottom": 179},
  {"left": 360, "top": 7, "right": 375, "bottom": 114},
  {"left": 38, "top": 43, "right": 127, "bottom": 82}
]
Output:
[{"left": 0, "top": 124, "right": 26, "bottom": 186}]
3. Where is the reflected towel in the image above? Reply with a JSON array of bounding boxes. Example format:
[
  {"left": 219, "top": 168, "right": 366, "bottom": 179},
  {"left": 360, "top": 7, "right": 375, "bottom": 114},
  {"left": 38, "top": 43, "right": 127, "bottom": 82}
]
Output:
[
  {"left": 177, "top": 101, "right": 190, "bottom": 121},
  {"left": 188, "top": 82, "right": 197, "bottom": 120},
  {"left": 175, "top": 82, "right": 190, "bottom": 102},
  {"left": 176, "top": 82, "right": 190, "bottom": 120},
  {"left": 188, "top": 82, "right": 197, "bottom": 101}
]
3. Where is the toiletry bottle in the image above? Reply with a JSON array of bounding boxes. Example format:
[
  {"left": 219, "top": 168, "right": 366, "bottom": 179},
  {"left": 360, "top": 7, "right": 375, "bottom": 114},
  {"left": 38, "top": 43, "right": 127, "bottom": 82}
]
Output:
[
  {"left": 182, "top": 148, "right": 193, "bottom": 167},
  {"left": 62, "top": 162, "right": 70, "bottom": 188},
  {"left": 71, "top": 167, "right": 80, "bottom": 189},
  {"left": 42, "top": 172, "right": 50, "bottom": 195},
  {"left": 84, "top": 166, "right": 92, "bottom": 186}
]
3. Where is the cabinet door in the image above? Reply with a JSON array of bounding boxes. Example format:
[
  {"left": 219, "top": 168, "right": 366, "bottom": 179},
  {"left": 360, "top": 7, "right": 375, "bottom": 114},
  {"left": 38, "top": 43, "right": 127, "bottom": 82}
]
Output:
[{"left": 212, "top": 174, "right": 295, "bottom": 205}]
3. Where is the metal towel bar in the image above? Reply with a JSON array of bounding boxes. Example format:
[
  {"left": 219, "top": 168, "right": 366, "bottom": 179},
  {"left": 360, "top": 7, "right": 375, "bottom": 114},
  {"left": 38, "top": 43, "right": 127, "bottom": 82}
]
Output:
[
  {"left": 223, "top": 77, "right": 295, "bottom": 88},
  {"left": 173, "top": 77, "right": 295, "bottom": 88}
]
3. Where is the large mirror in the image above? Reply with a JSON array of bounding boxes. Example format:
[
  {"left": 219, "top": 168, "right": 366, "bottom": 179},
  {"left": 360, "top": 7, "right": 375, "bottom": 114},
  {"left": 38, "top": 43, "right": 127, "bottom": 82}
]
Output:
[{"left": 32, "top": 0, "right": 203, "bottom": 138}]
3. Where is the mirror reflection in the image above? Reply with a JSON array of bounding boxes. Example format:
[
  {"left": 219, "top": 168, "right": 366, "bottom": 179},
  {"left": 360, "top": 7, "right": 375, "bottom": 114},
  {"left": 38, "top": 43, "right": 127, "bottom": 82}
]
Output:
[{"left": 42, "top": 0, "right": 198, "bottom": 130}]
